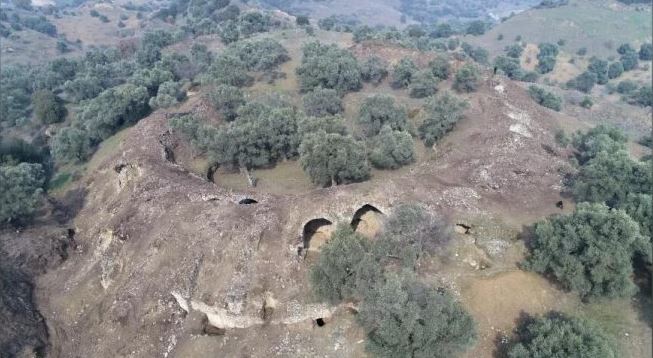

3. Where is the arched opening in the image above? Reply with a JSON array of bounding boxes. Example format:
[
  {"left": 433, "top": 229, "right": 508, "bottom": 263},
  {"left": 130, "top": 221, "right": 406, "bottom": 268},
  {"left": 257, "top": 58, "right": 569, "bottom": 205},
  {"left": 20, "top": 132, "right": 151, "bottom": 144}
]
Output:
[
  {"left": 302, "top": 218, "right": 333, "bottom": 251},
  {"left": 315, "top": 318, "right": 325, "bottom": 327},
  {"left": 207, "top": 163, "right": 218, "bottom": 182},
  {"left": 351, "top": 204, "right": 384, "bottom": 238},
  {"left": 238, "top": 198, "right": 258, "bottom": 205}
]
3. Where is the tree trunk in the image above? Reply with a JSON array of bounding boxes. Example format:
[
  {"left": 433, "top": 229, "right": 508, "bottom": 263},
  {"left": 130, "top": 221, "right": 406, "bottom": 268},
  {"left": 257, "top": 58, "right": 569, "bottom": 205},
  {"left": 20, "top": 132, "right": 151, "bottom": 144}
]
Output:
[{"left": 240, "top": 165, "right": 257, "bottom": 187}]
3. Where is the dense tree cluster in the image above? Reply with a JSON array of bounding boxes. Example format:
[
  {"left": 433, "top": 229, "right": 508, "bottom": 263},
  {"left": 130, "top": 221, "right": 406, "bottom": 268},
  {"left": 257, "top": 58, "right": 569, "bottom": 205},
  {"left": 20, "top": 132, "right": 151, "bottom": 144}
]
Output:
[
  {"left": 0, "top": 162, "right": 45, "bottom": 224},
  {"left": 31, "top": 90, "right": 65, "bottom": 124},
  {"left": 309, "top": 205, "right": 475, "bottom": 358},
  {"left": 360, "top": 56, "right": 389, "bottom": 85},
  {"left": 296, "top": 42, "right": 362, "bottom": 93},
  {"left": 409, "top": 70, "right": 438, "bottom": 98},
  {"left": 494, "top": 56, "right": 538, "bottom": 82},
  {"left": 226, "top": 38, "right": 289, "bottom": 71},
  {"left": 208, "top": 84, "right": 245, "bottom": 121},
  {"left": 462, "top": 42, "right": 489, "bottom": 64}
]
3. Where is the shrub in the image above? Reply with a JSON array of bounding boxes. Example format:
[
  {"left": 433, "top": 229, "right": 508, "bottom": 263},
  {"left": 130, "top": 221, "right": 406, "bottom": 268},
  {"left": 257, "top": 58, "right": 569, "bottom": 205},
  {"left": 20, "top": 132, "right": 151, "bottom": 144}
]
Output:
[
  {"left": 462, "top": 43, "right": 489, "bottom": 64},
  {"left": 620, "top": 50, "right": 639, "bottom": 71},
  {"left": 298, "top": 115, "right": 347, "bottom": 137},
  {"left": 391, "top": 57, "right": 418, "bottom": 89},
  {"left": 0, "top": 163, "right": 45, "bottom": 224},
  {"left": 587, "top": 57, "right": 609, "bottom": 84},
  {"left": 639, "top": 43, "right": 652, "bottom": 61},
  {"left": 205, "top": 54, "right": 252, "bottom": 87},
  {"left": 358, "top": 273, "right": 476, "bottom": 358},
  {"left": 571, "top": 125, "right": 628, "bottom": 165},
  {"left": 226, "top": 38, "right": 289, "bottom": 71},
  {"left": 567, "top": 71, "right": 597, "bottom": 93},
  {"left": 494, "top": 56, "right": 525, "bottom": 80},
  {"left": 409, "top": 70, "right": 438, "bottom": 98},
  {"left": 368, "top": 126, "right": 414, "bottom": 170},
  {"left": 296, "top": 42, "right": 362, "bottom": 93},
  {"left": 428, "top": 56, "right": 451, "bottom": 80},
  {"left": 360, "top": 56, "right": 388, "bottom": 85},
  {"left": 524, "top": 202, "right": 650, "bottom": 298},
  {"left": 607, "top": 62, "right": 624, "bottom": 79},
  {"left": 302, "top": 87, "right": 343, "bottom": 117},
  {"left": 505, "top": 44, "right": 524, "bottom": 58},
  {"left": 528, "top": 86, "right": 562, "bottom": 111},
  {"left": 149, "top": 81, "right": 185, "bottom": 109},
  {"left": 465, "top": 20, "right": 485, "bottom": 35},
  {"left": 51, "top": 127, "right": 92, "bottom": 164},
  {"left": 207, "top": 85, "right": 245, "bottom": 121},
  {"left": 357, "top": 95, "right": 409, "bottom": 137},
  {"left": 32, "top": 90, "right": 65, "bottom": 124},
  {"left": 453, "top": 63, "right": 480, "bottom": 93},
  {"left": 537, "top": 43, "right": 559, "bottom": 73},
  {"left": 507, "top": 313, "right": 616, "bottom": 358},
  {"left": 300, "top": 132, "right": 370, "bottom": 187},
  {"left": 580, "top": 96, "right": 593, "bottom": 108},
  {"left": 295, "top": 15, "right": 309, "bottom": 26},
  {"left": 616, "top": 80, "right": 638, "bottom": 94},
  {"left": 418, "top": 91, "right": 468, "bottom": 147}
]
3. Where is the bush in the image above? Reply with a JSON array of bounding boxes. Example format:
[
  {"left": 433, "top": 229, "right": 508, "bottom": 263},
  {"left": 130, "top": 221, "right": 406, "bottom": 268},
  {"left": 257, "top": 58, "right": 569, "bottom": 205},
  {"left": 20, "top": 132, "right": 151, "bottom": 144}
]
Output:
[
  {"left": 78, "top": 84, "right": 150, "bottom": 143},
  {"left": 32, "top": 90, "right": 65, "bottom": 124},
  {"left": 357, "top": 95, "right": 409, "bottom": 137},
  {"left": 630, "top": 85, "right": 652, "bottom": 107},
  {"left": 620, "top": 50, "right": 639, "bottom": 71},
  {"left": 295, "top": 15, "right": 309, "bottom": 26},
  {"left": 298, "top": 115, "right": 347, "bottom": 137},
  {"left": 462, "top": 43, "right": 489, "bottom": 64},
  {"left": 207, "top": 85, "right": 245, "bottom": 121},
  {"left": 567, "top": 71, "right": 597, "bottom": 93},
  {"left": 309, "top": 224, "right": 376, "bottom": 303},
  {"left": 524, "top": 202, "right": 650, "bottom": 298},
  {"left": 505, "top": 43, "right": 524, "bottom": 58},
  {"left": 296, "top": 42, "right": 362, "bottom": 93},
  {"left": 205, "top": 54, "right": 252, "bottom": 87},
  {"left": 607, "top": 61, "right": 624, "bottom": 79},
  {"left": 507, "top": 313, "right": 616, "bottom": 358},
  {"left": 465, "top": 20, "right": 486, "bottom": 35},
  {"left": 302, "top": 87, "right": 343, "bottom": 117},
  {"left": 149, "top": 81, "right": 184, "bottom": 109},
  {"left": 357, "top": 273, "right": 476, "bottom": 358},
  {"left": 537, "top": 43, "right": 559, "bottom": 73},
  {"left": 391, "top": 57, "right": 418, "bottom": 88},
  {"left": 226, "top": 38, "right": 289, "bottom": 71},
  {"left": 300, "top": 132, "right": 370, "bottom": 187},
  {"left": 640, "top": 43, "right": 652, "bottom": 61},
  {"left": 571, "top": 125, "right": 627, "bottom": 164},
  {"left": 572, "top": 150, "right": 650, "bottom": 207},
  {"left": 619, "top": 193, "right": 652, "bottom": 240},
  {"left": 419, "top": 91, "right": 468, "bottom": 147},
  {"left": 617, "top": 80, "right": 638, "bottom": 94},
  {"left": 587, "top": 57, "right": 609, "bottom": 84},
  {"left": 580, "top": 96, "right": 593, "bottom": 108},
  {"left": 494, "top": 56, "right": 525, "bottom": 80},
  {"left": 51, "top": 127, "right": 92, "bottom": 164},
  {"left": 409, "top": 69, "right": 438, "bottom": 98},
  {"left": 368, "top": 126, "right": 414, "bottom": 170},
  {"left": 453, "top": 63, "right": 480, "bottom": 93},
  {"left": 528, "top": 86, "right": 562, "bottom": 111},
  {"left": 360, "top": 56, "right": 388, "bottom": 85},
  {"left": 428, "top": 56, "right": 451, "bottom": 80},
  {"left": 0, "top": 163, "right": 45, "bottom": 224}
]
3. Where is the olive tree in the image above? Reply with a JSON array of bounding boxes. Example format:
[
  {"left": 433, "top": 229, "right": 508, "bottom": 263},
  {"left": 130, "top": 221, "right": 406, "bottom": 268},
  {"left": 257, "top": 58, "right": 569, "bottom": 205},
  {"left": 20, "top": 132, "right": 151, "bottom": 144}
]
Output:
[
  {"left": 299, "top": 132, "right": 370, "bottom": 187},
  {"left": 357, "top": 273, "right": 476, "bottom": 358},
  {"left": 360, "top": 56, "right": 388, "bottom": 85},
  {"left": 523, "top": 202, "right": 651, "bottom": 298},
  {"left": 51, "top": 127, "right": 92, "bottom": 164},
  {"left": 508, "top": 313, "right": 616, "bottom": 358},
  {"left": 32, "top": 90, "right": 66, "bottom": 124},
  {"left": 453, "top": 63, "right": 480, "bottom": 93},
  {"left": 357, "top": 95, "right": 409, "bottom": 137},
  {"left": 391, "top": 57, "right": 418, "bottom": 88},
  {"left": 207, "top": 84, "right": 245, "bottom": 121},
  {"left": 418, "top": 91, "right": 469, "bottom": 147},
  {"left": 0, "top": 163, "right": 45, "bottom": 224},
  {"left": 409, "top": 69, "right": 438, "bottom": 98},
  {"left": 296, "top": 42, "right": 362, "bottom": 93},
  {"left": 368, "top": 126, "right": 415, "bottom": 170},
  {"left": 302, "top": 87, "right": 343, "bottom": 117}
]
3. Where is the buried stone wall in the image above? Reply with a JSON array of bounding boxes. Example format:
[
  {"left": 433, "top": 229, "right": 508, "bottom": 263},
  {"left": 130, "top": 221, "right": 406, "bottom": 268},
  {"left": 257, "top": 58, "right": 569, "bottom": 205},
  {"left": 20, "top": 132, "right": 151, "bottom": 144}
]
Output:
[{"left": 302, "top": 218, "right": 334, "bottom": 252}]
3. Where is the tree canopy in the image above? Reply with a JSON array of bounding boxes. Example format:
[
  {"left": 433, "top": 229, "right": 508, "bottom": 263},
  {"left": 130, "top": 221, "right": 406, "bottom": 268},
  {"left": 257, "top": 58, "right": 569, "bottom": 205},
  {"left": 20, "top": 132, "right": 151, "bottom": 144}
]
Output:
[
  {"left": 0, "top": 163, "right": 45, "bottom": 224},
  {"left": 357, "top": 95, "right": 409, "bottom": 137},
  {"left": 508, "top": 313, "right": 617, "bottom": 358},
  {"left": 296, "top": 42, "right": 362, "bottom": 93},
  {"left": 418, "top": 91, "right": 468, "bottom": 147},
  {"left": 453, "top": 63, "right": 480, "bottom": 93},
  {"left": 368, "top": 126, "right": 415, "bottom": 170},
  {"left": 299, "top": 132, "right": 370, "bottom": 187},
  {"left": 302, "top": 87, "right": 343, "bottom": 117},
  {"left": 523, "top": 202, "right": 651, "bottom": 298}
]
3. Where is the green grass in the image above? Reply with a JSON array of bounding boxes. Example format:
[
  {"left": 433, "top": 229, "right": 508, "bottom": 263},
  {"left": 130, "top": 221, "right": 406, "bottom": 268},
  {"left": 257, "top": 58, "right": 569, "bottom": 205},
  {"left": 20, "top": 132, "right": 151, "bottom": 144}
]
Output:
[{"left": 47, "top": 171, "right": 73, "bottom": 192}]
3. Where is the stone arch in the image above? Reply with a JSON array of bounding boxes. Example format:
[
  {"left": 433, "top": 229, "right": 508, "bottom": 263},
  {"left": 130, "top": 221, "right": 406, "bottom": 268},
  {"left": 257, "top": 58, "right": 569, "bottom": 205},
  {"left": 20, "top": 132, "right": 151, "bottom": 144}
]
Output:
[
  {"left": 238, "top": 198, "right": 258, "bottom": 205},
  {"left": 302, "top": 218, "right": 334, "bottom": 251},
  {"left": 351, "top": 204, "right": 384, "bottom": 238}
]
